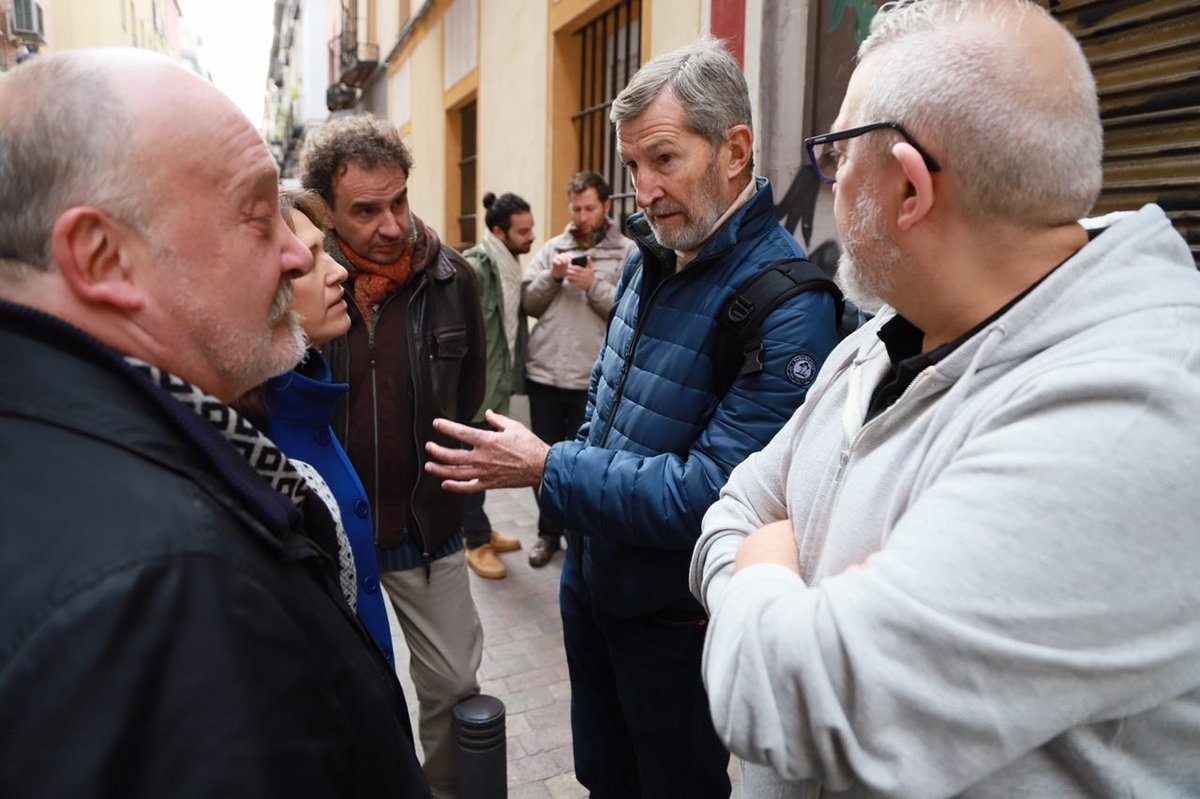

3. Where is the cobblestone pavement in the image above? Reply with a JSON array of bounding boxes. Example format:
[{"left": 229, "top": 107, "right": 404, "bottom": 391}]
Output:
[{"left": 387, "top": 398, "right": 744, "bottom": 797}]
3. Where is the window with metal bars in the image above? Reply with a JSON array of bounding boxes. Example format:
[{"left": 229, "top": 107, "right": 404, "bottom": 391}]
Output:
[
  {"left": 457, "top": 101, "right": 478, "bottom": 249},
  {"left": 573, "top": 0, "right": 642, "bottom": 231}
]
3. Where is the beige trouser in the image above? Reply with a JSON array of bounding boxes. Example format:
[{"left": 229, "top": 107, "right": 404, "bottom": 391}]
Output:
[{"left": 382, "top": 552, "right": 483, "bottom": 798}]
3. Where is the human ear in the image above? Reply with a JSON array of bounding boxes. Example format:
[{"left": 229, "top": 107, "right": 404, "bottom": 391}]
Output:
[
  {"left": 50, "top": 207, "right": 145, "bottom": 311},
  {"left": 724, "top": 125, "right": 754, "bottom": 178},
  {"left": 892, "top": 142, "right": 935, "bottom": 232}
]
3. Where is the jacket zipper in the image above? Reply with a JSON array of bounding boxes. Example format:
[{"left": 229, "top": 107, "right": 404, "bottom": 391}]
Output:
[
  {"left": 599, "top": 270, "right": 668, "bottom": 447},
  {"left": 828, "top": 370, "right": 934, "bottom": 508},
  {"left": 404, "top": 277, "right": 434, "bottom": 583},
  {"left": 598, "top": 247, "right": 723, "bottom": 447},
  {"left": 349, "top": 288, "right": 403, "bottom": 553}
]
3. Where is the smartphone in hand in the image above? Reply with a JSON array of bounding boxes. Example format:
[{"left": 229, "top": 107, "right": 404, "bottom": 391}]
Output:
[{"left": 570, "top": 254, "right": 589, "bottom": 266}]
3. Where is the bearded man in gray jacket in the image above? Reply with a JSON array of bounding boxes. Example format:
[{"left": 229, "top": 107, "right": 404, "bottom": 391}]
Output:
[{"left": 690, "top": 1, "right": 1200, "bottom": 797}]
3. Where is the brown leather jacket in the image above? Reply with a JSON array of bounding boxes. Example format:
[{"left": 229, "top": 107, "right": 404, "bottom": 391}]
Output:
[{"left": 323, "top": 220, "right": 485, "bottom": 563}]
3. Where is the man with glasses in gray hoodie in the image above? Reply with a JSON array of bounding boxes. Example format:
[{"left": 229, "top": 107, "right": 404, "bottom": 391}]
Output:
[{"left": 691, "top": 1, "right": 1200, "bottom": 797}]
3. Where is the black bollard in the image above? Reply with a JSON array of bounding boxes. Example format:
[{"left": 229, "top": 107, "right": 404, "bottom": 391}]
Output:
[{"left": 453, "top": 693, "right": 507, "bottom": 798}]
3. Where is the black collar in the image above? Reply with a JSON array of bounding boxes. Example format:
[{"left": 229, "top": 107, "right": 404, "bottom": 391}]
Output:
[{"left": 866, "top": 265, "right": 1057, "bottom": 421}]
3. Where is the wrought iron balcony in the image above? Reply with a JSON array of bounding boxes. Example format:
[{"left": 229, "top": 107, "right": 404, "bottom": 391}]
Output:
[{"left": 328, "top": 32, "right": 379, "bottom": 90}]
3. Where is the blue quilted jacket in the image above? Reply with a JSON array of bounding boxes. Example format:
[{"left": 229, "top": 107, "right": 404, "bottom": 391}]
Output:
[{"left": 539, "top": 178, "right": 839, "bottom": 616}]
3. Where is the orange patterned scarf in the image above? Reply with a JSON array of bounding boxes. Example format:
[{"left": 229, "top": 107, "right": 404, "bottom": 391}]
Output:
[{"left": 336, "top": 233, "right": 415, "bottom": 311}]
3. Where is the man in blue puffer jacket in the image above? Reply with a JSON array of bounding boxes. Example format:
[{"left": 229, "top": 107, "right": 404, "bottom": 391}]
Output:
[{"left": 427, "top": 37, "right": 838, "bottom": 798}]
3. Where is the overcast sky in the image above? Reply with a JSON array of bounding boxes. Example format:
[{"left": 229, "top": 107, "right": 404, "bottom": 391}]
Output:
[{"left": 177, "top": 0, "right": 277, "bottom": 127}]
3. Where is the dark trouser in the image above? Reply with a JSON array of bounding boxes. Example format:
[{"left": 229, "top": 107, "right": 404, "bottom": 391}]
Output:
[
  {"left": 526, "top": 379, "right": 588, "bottom": 542},
  {"left": 462, "top": 422, "right": 492, "bottom": 549},
  {"left": 462, "top": 491, "right": 490, "bottom": 549},
  {"left": 559, "top": 547, "right": 731, "bottom": 799}
]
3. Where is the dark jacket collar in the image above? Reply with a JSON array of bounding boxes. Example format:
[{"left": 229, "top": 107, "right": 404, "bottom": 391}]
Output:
[{"left": 0, "top": 300, "right": 301, "bottom": 538}]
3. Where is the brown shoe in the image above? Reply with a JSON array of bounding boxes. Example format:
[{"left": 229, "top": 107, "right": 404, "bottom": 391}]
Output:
[
  {"left": 528, "top": 537, "right": 561, "bottom": 568},
  {"left": 466, "top": 544, "right": 507, "bottom": 579},
  {"left": 489, "top": 530, "right": 521, "bottom": 553}
]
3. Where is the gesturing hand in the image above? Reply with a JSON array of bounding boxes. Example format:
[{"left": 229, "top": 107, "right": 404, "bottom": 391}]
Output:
[{"left": 425, "top": 409, "right": 551, "bottom": 493}]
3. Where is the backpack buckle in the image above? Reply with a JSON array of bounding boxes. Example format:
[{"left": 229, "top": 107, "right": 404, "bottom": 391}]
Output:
[
  {"left": 739, "top": 340, "right": 765, "bottom": 376},
  {"left": 727, "top": 295, "right": 755, "bottom": 325}
]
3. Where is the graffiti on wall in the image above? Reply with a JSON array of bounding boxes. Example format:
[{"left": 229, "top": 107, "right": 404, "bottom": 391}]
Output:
[
  {"left": 829, "top": 0, "right": 880, "bottom": 43},
  {"left": 763, "top": 0, "right": 884, "bottom": 259}
]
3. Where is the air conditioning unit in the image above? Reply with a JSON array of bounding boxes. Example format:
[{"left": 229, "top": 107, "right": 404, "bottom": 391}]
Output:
[
  {"left": 326, "top": 84, "right": 358, "bottom": 112},
  {"left": 11, "top": 0, "right": 46, "bottom": 42}
]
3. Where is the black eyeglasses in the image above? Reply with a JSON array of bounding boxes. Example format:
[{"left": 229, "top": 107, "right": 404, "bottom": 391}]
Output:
[{"left": 804, "top": 122, "right": 942, "bottom": 185}]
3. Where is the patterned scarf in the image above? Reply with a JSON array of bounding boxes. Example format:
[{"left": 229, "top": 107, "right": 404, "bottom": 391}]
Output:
[
  {"left": 336, "top": 232, "right": 415, "bottom": 312},
  {"left": 483, "top": 229, "right": 524, "bottom": 361},
  {"left": 124, "top": 358, "right": 357, "bottom": 609}
]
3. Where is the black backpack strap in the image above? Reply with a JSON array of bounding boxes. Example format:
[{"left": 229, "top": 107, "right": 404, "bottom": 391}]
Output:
[{"left": 722, "top": 258, "right": 844, "bottom": 378}]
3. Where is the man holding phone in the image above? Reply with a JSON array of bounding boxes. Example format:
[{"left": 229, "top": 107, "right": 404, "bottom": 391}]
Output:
[{"left": 520, "top": 171, "right": 636, "bottom": 568}]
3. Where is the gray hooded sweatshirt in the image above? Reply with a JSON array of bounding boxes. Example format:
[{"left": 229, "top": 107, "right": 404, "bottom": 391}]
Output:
[{"left": 690, "top": 205, "right": 1200, "bottom": 798}]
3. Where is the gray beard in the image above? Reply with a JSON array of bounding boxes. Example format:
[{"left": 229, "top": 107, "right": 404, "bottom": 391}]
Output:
[
  {"left": 570, "top": 223, "right": 607, "bottom": 250},
  {"left": 834, "top": 191, "right": 897, "bottom": 313},
  {"left": 836, "top": 250, "right": 886, "bottom": 313},
  {"left": 646, "top": 158, "right": 726, "bottom": 251}
]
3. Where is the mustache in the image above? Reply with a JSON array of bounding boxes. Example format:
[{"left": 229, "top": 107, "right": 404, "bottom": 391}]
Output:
[
  {"left": 647, "top": 201, "right": 685, "bottom": 217},
  {"left": 268, "top": 280, "right": 295, "bottom": 325}
]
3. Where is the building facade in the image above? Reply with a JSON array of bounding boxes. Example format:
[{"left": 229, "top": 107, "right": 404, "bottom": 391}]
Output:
[
  {"left": 306, "top": 0, "right": 711, "bottom": 251},
  {"left": 1, "top": 0, "right": 52, "bottom": 71},
  {"left": 265, "top": 0, "right": 331, "bottom": 176},
  {"left": 52, "top": 0, "right": 183, "bottom": 55},
  {"left": 275, "top": 0, "right": 1198, "bottom": 262},
  {"left": 2, "top": 0, "right": 209, "bottom": 78}
]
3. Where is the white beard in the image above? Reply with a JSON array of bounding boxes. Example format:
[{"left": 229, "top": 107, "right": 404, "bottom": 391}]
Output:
[{"left": 835, "top": 190, "right": 899, "bottom": 313}]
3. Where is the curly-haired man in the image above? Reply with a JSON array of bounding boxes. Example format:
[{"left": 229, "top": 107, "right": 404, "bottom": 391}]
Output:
[{"left": 301, "top": 115, "right": 486, "bottom": 797}]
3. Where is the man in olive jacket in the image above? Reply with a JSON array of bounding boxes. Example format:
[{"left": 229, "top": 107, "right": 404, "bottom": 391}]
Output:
[{"left": 460, "top": 191, "right": 535, "bottom": 579}]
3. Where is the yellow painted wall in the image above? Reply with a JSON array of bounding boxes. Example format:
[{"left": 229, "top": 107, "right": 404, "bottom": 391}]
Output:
[
  {"left": 478, "top": 0, "right": 549, "bottom": 243},
  {"left": 545, "top": 2, "right": 591, "bottom": 235},
  {"left": 52, "top": 0, "right": 138, "bottom": 50},
  {"left": 404, "top": 16, "right": 449, "bottom": 236},
  {"left": 374, "top": 0, "right": 401, "bottom": 52},
  {"left": 645, "top": 0, "right": 702, "bottom": 59}
]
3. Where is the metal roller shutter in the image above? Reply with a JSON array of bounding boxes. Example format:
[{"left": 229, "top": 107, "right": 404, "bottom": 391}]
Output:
[{"left": 1037, "top": 0, "right": 1200, "bottom": 264}]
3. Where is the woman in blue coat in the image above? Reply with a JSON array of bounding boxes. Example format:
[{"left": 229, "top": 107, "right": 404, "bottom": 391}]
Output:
[{"left": 241, "top": 190, "right": 395, "bottom": 667}]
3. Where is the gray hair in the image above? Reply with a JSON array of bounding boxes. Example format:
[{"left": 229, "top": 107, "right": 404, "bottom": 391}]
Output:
[
  {"left": 611, "top": 36, "right": 753, "bottom": 171},
  {"left": 0, "top": 53, "right": 149, "bottom": 272},
  {"left": 857, "top": 0, "right": 1102, "bottom": 226}
]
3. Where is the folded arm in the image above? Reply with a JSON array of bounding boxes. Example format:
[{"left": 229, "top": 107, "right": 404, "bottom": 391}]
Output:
[{"left": 699, "top": 362, "right": 1200, "bottom": 795}]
